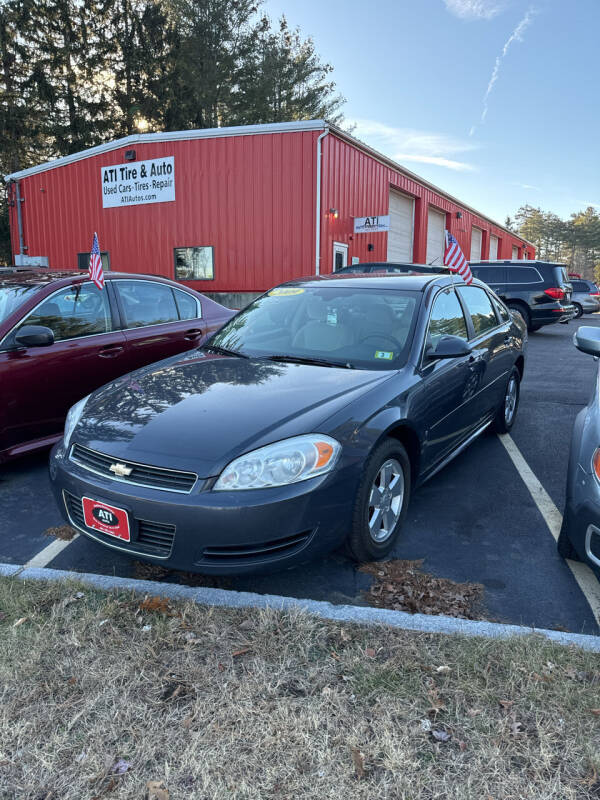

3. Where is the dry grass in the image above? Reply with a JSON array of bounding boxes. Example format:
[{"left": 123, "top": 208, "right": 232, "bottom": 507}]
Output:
[{"left": 1, "top": 577, "right": 600, "bottom": 800}]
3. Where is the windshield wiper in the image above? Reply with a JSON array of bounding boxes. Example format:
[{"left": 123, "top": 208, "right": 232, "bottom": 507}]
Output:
[
  {"left": 203, "top": 343, "right": 249, "bottom": 359},
  {"left": 266, "top": 354, "right": 355, "bottom": 369}
]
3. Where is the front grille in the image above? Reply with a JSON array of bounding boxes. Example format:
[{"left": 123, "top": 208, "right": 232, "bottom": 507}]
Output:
[
  {"left": 201, "top": 531, "right": 312, "bottom": 563},
  {"left": 70, "top": 444, "right": 197, "bottom": 493},
  {"left": 63, "top": 491, "right": 175, "bottom": 558}
]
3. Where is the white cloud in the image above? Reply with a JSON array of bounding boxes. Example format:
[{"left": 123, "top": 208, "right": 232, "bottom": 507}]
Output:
[
  {"left": 444, "top": 0, "right": 505, "bottom": 20},
  {"left": 348, "top": 119, "right": 478, "bottom": 172},
  {"left": 471, "top": 7, "right": 537, "bottom": 135}
]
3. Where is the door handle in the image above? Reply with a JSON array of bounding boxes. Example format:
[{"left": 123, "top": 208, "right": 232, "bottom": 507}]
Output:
[
  {"left": 99, "top": 345, "right": 124, "bottom": 358},
  {"left": 184, "top": 328, "right": 203, "bottom": 341}
]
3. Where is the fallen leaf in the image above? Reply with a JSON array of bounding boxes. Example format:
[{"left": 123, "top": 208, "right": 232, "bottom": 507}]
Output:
[
  {"left": 111, "top": 759, "right": 131, "bottom": 775},
  {"left": 498, "top": 699, "right": 514, "bottom": 710},
  {"left": 232, "top": 647, "right": 250, "bottom": 657},
  {"left": 13, "top": 616, "right": 28, "bottom": 627},
  {"left": 365, "top": 647, "right": 376, "bottom": 658},
  {"left": 139, "top": 596, "right": 171, "bottom": 614},
  {"left": 44, "top": 525, "right": 77, "bottom": 540},
  {"left": 145, "top": 780, "right": 170, "bottom": 800},
  {"left": 67, "top": 677, "right": 77, "bottom": 685},
  {"left": 351, "top": 747, "right": 365, "bottom": 779},
  {"left": 436, "top": 665, "right": 451, "bottom": 674},
  {"left": 459, "top": 740, "right": 467, "bottom": 752},
  {"left": 431, "top": 729, "right": 451, "bottom": 743},
  {"left": 589, "top": 709, "right": 600, "bottom": 716}
]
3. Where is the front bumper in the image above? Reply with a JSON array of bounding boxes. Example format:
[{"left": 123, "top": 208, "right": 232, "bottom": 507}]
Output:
[{"left": 49, "top": 442, "right": 357, "bottom": 575}]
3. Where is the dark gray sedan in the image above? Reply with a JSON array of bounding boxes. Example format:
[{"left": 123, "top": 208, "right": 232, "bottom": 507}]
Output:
[
  {"left": 49, "top": 273, "right": 526, "bottom": 574},
  {"left": 559, "top": 326, "right": 600, "bottom": 571}
]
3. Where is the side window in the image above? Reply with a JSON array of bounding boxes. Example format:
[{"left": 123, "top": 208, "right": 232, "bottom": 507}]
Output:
[
  {"left": 174, "top": 288, "right": 201, "bottom": 320},
  {"left": 428, "top": 290, "right": 469, "bottom": 348},
  {"left": 472, "top": 267, "right": 505, "bottom": 284},
  {"left": 507, "top": 267, "right": 542, "bottom": 283},
  {"left": 572, "top": 281, "right": 587, "bottom": 292},
  {"left": 174, "top": 247, "right": 214, "bottom": 280},
  {"left": 458, "top": 286, "right": 498, "bottom": 336},
  {"left": 15, "top": 283, "right": 112, "bottom": 341},
  {"left": 491, "top": 295, "right": 510, "bottom": 322},
  {"left": 115, "top": 280, "right": 179, "bottom": 329}
]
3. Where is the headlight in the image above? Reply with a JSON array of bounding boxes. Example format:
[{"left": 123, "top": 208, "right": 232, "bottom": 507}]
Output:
[
  {"left": 214, "top": 434, "right": 341, "bottom": 491},
  {"left": 63, "top": 394, "right": 90, "bottom": 448}
]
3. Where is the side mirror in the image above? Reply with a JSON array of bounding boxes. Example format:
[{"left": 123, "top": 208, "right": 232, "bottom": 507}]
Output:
[
  {"left": 427, "top": 335, "right": 472, "bottom": 360},
  {"left": 14, "top": 325, "right": 55, "bottom": 348},
  {"left": 574, "top": 326, "right": 600, "bottom": 357}
]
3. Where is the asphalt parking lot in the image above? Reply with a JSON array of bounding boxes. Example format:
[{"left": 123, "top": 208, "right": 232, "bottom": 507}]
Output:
[{"left": 2, "top": 316, "right": 600, "bottom": 634}]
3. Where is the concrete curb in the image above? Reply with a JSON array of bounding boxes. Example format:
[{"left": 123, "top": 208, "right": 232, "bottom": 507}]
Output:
[{"left": 2, "top": 561, "right": 599, "bottom": 652}]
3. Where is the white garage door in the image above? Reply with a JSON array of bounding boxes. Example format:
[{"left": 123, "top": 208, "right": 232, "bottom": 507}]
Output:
[
  {"left": 426, "top": 208, "right": 446, "bottom": 266},
  {"left": 470, "top": 227, "right": 482, "bottom": 262},
  {"left": 512, "top": 245, "right": 519, "bottom": 259},
  {"left": 387, "top": 190, "right": 414, "bottom": 262},
  {"left": 489, "top": 235, "right": 498, "bottom": 261}
]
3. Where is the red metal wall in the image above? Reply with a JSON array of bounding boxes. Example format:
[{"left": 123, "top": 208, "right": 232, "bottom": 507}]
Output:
[
  {"left": 319, "top": 134, "right": 533, "bottom": 271},
  {"left": 9, "top": 130, "right": 319, "bottom": 292},
  {"left": 10, "top": 126, "right": 533, "bottom": 292}
]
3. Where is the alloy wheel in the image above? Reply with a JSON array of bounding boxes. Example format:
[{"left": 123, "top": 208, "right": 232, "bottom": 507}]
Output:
[
  {"left": 368, "top": 458, "right": 404, "bottom": 543},
  {"left": 504, "top": 376, "right": 518, "bottom": 426}
]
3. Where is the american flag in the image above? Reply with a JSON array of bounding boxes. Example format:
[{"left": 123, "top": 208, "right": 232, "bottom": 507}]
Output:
[
  {"left": 444, "top": 230, "right": 473, "bottom": 285},
  {"left": 88, "top": 232, "right": 104, "bottom": 290}
]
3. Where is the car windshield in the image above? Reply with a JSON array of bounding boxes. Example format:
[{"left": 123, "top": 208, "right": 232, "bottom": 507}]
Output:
[
  {"left": 0, "top": 285, "right": 40, "bottom": 325},
  {"left": 207, "top": 285, "right": 421, "bottom": 370}
]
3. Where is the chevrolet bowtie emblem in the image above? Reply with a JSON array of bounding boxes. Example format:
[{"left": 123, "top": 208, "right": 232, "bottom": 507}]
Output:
[{"left": 109, "top": 462, "right": 133, "bottom": 477}]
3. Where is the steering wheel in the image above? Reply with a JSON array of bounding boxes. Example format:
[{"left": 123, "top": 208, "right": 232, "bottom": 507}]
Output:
[{"left": 359, "top": 333, "right": 402, "bottom": 349}]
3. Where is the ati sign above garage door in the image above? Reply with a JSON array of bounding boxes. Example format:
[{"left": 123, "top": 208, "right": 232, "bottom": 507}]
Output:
[
  {"left": 426, "top": 208, "right": 445, "bottom": 266},
  {"left": 387, "top": 190, "right": 413, "bottom": 262}
]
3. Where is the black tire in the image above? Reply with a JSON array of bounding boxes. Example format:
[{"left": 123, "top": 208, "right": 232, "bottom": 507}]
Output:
[
  {"left": 557, "top": 524, "right": 579, "bottom": 561},
  {"left": 507, "top": 303, "right": 531, "bottom": 331},
  {"left": 573, "top": 302, "right": 583, "bottom": 319},
  {"left": 493, "top": 366, "right": 520, "bottom": 434},
  {"left": 346, "top": 439, "right": 411, "bottom": 563}
]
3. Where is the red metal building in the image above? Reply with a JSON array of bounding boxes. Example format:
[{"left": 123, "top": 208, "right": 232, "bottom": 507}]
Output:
[{"left": 5, "top": 120, "right": 533, "bottom": 302}]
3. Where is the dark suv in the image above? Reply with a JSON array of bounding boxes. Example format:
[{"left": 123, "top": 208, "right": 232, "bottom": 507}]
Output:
[{"left": 469, "top": 260, "right": 574, "bottom": 332}]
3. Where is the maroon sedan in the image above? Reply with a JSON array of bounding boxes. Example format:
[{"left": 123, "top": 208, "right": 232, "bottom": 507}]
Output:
[{"left": 0, "top": 269, "right": 234, "bottom": 463}]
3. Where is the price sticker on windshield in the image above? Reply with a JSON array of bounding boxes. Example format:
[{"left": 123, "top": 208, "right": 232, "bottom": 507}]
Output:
[
  {"left": 268, "top": 287, "right": 305, "bottom": 296},
  {"left": 375, "top": 350, "right": 394, "bottom": 360}
]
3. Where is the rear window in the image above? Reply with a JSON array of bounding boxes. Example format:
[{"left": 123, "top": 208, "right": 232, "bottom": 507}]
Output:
[
  {"left": 572, "top": 280, "right": 588, "bottom": 292},
  {"left": 553, "top": 267, "right": 570, "bottom": 286}
]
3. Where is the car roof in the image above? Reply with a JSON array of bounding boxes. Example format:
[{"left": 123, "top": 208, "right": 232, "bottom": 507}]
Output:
[
  {"left": 470, "top": 260, "right": 567, "bottom": 267},
  {"left": 0, "top": 269, "right": 188, "bottom": 290},
  {"left": 278, "top": 273, "right": 483, "bottom": 292}
]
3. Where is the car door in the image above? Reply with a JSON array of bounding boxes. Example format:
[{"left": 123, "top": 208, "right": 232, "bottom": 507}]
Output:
[
  {"left": 411, "top": 287, "right": 481, "bottom": 471},
  {"left": 0, "top": 281, "right": 127, "bottom": 452},
  {"left": 456, "top": 284, "right": 511, "bottom": 422},
  {"left": 112, "top": 279, "right": 206, "bottom": 371}
]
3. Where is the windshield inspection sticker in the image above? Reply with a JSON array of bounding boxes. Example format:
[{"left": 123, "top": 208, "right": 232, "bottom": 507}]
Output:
[
  {"left": 327, "top": 310, "right": 338, "bottom": 325},
  {"left": 375, "top": 350, "right": 394, "bottom": 360},
  {"left": 268, "top": 287, "right": 305, "bottom": 296}
]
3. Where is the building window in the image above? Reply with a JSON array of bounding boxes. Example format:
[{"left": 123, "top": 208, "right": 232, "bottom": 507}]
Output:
[
  {"left": 174, "top": 246, "right": 214, "bottom": 280},
  {"left": 77, "top": 251, "right": 110, "bottom": 271}
]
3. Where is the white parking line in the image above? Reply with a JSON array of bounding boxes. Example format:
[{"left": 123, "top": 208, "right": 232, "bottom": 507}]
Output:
[
  {"left": 498, "top": 433, "right": 600, "bottom": 627},
  {"left": 23, "top": 534, "right": 79, "bottom": 569}
]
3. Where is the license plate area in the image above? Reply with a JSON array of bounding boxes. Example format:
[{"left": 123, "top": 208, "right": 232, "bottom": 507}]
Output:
[{"left": 82, "top": 497, "right": 131, "bottom": 541}]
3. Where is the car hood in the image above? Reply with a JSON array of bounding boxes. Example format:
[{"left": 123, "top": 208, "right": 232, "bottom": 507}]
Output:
[{"left": 75, "top": 351, "right": 391, "bottom": 477}]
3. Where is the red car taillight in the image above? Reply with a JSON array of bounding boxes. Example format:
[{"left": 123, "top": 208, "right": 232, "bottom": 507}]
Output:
[
  {"left": 591, "top": 292, "right": 600, "bottom": 297},
  {"left": 544, "top": 287, "right": 566, "bottom": 301}
]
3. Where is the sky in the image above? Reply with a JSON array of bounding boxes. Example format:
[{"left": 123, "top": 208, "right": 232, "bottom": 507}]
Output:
[{"left": 261, "top": 0, "right": 599, "bottom": 224}]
